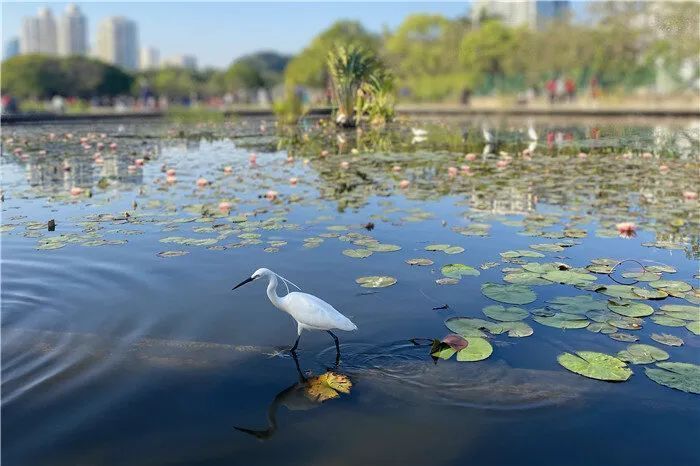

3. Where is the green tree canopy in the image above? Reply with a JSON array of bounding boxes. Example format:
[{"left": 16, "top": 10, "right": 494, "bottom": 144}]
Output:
[{"left": 284, "top": 20, "right": 379, "bottom": 88}]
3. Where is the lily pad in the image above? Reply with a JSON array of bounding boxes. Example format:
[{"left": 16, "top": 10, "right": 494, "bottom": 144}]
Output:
[
  {"left": 547, "top": 295, "right": 607, "bottom": 314},
  {"left": 651, "top": 333, "right": 684, "bottom": 347},
  {"left": 456, "top": 337, "right": 493, "bottom": 362},
  {"left": 622, "top": 271, "right": 661, "bottom": 282},
  {"left": 651, "top": 315, "right": 687, "bottom": 327},
  {"left": 660, "top": 304, "right": 699, "bottom": 321},
  {"left": 557, "top": 351, "right": 632, "bottom": 382},
  {"left": 503, "top": 272, "right": 551, "bottom": 285},
  {"left": 343, "top": 248, "right": 373, "bottom": 258},
  {"left": 157, "top": 250, "right": 189, "bottom": 257},
  {"left": 425, "top": 244, "right": 449, "bottom": 251},
  {"left": 355, "top": 276, "right": 396, "bottom": 288},
  {"left": 632, "top": 287, "right": 668, "bottom": 300},
  {"left": 482, "top": 305, "right": 529, "bottom": 322},
  {"left": 645, "top": 362, "right": 700, "bottom": 394},
  {"left": 598, "top": 285, "right": 642, "bottom": 300},
  {"left": 481, "top": 283, "right": 536, "bottom": 305},
  {"left": 617, "top": 344, "right": 669, "bottom": 364},
  {"left": 534, "top": 313, "right": 589, "bottom": 329},
  {"left": 405, "top": 258, "right": 433, "bottom": 266},
  {"left": 607, "top": 299, "right": 654, "bottom": 317},
  {"left": 609, "top": 333, "right": 639, "bottom": 342},
  {"left": 444, "top": 317, "right": 492, "bottom": 338},
  {"left": 436, "top": 277, "right": 459, "bottom": 285},
  {"left": 441, "top": 264, "right": 480, "bottom": 279},
  {"left": 444, "top": 246, "right": 465, "bottom": 255},
  {"left": 607, "top": 315, "right": 643, "bottom": 330},
  {"left": 542, "top": 269, "right": 597, "bottom": 286},
  {"left": 586, "top": 322, "right": 617, "bottom": 334},
  {"left": 366, "top": 243, "right": 401, "bottom": 252},
  {"left": 499, "top": 321, "right": 534, "bottom": 337},
  {"left": 649, "top": 280, "right": 692, "bottom": 293},
  {"left": 687, "top": 321, "right": 700, "bottom": 335}
]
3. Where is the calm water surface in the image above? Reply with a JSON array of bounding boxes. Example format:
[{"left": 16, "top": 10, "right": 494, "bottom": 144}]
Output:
[{"left": 2, "top": 117, "right": 699, "bottom": 465}]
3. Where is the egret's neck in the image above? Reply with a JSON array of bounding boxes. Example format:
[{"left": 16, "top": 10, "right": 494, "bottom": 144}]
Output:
[{"left": 266, "top": 274, "right": 282, "bottom": 308}]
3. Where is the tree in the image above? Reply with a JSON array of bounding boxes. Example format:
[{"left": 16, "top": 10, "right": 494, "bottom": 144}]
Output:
[
  {"left": 459, "top": 20, "right": 518, "bottom": 93},
  {"left": 284, "top": 21, "right": 379, "bottom": 88}
]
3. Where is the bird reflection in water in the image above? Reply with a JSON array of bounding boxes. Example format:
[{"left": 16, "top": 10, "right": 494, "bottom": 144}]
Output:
[{"left": 234, "top": 352, "right": 352, "bottom": 440}]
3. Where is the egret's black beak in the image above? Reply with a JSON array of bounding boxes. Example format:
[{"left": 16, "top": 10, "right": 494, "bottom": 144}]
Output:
[{"left": 233, "top": 276, "right": 255, "bottom": 290}]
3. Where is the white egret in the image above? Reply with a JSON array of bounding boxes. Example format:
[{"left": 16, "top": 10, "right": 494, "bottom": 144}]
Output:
[
  {"left": 527, "top": 120, "right": 538, "bottom": 141},
  {"left": 232, "top": 268, "right": 357, "bottom": 358},
  {"left": 482, "top": 126, "right": 494, "bottom": 144}
]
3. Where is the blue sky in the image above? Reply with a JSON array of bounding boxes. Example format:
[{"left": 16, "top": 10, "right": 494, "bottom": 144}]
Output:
[{"left": 2, "top": 2, "right": 588, "bottom": 68}]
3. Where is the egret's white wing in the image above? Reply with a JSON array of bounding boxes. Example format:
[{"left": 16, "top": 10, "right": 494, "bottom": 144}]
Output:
[{"left": 281, "top": 292, "right": 357, "bottom": 331}]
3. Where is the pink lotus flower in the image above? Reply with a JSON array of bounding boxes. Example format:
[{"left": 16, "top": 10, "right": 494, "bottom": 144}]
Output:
[
  {"left": 289, "top": 177, "right": 298, "bottom": 185},
  {"left": 218, "top": 201, "right": 232, "bottom": 213},
  {"left": 448, "top": 166, "right": 458, "bottom": 177},
  {"left": 465, "top": 153, "right": 477, "bottom": 161},
  {"left": 578, "top": 152, "right": 587, "bottom": 158},
  {"left": 320, "top": 150, "right": 329, "bottom": 157},
  {"left": 127, "top": 165, "right": 137, "bottom": 171},
  {"left": 642, "top": 152, "right": 653, "bottom": 158},
  {"left": 96, "top": 142, "right": 105, "bottom": 150},
  {"left": 135, "top": 159, "right": 144, "bottom": 166},
  {"left": 340, "top": 161, "right": 350, "bottom": 169},
  {"left": 392, "top": 165, "right": 402, "bottom": 172},
  {"left": 166, "top": 168, "right": 176, "bottom": 176},
  {"left": 249, "top": 153, "right": 257, "bottom": 164},
  {"left": 166, "top": 175, "right": 177, "bottom": 183},
  {"left": 196, "top": 178, "right": 209, "bottom": 187},
  {"left": 265, "top": 190, "right": 279, "bottom": 201},
  {"left": 286, "top": 156, "right": 294, "bottom": 163},
  {"left": 683, "top": 191, "right": 698, "bottom": 200},
  {"left": 109, "top": 142, "right": 117, "bottom": 150},
  {"left": 496, "top": 160, "right": 509, "bottom": 168},
  {"left": 399, "top": 179, "right": 410, "bottom": 189},
  {"left": 460, "top": 165, "right": 471, "bottom": 173},
  {"left": 616, "top": 222, "right": 637, "bottom": 238},
  {"left": 70, "top": 187, "right": 84, "bottom": 196},
  {"left": 659, "top": 164, "right": 669, "bottom": 172}
]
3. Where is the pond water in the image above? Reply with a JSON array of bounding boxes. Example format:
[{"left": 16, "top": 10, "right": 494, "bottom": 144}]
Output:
[{"left": 2, "top": 116, "right": 699, "bottom": 465}]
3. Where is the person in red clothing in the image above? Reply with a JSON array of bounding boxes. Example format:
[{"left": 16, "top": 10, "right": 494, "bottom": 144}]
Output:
[
  {"left": 546, "top": 78, "right": 556, "bottom": 104},
  {"left": 565, "top": 78, "right": 576, "bottom": 102}
]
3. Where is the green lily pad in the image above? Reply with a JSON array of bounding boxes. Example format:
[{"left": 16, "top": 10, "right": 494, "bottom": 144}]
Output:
[
  {"left": 645, "top": 362, "right": 700, "bottom": 394},
  {"left": 651, "top": 315, "right": 687, "bottom": 327},
  {"left": 686, "top": 321, "right": 700, "bottom": 335},
  {"left": 500, "top": 250, "right": 545, "bottom": 259},
  {"left": 587, "top": 264, "right": 615, "bottom": 274},
  {"left": 405, "top": 258, "right": 433, "bottom": 266},
  {"left": 590, "top": 258, "right": 621, "bottom": 267},
  {"left": 366, "top": 243, "right": 401, "bottom": 252},
  {"left": 444, "top": 317, "right": 493, "bottom": 338},
  {"left": 499, "top": 321, "right": 534, "bottom": 337},
  {"left": 157, "top": 250, "right": 189, "bottom": 257},
  {"left": 441, "top": 264, "right": 480, "bottom": 279},
  {"left": 649, "top": 280, "right": 692, "bottom": 293},
  {"left": 36, "top": 241, "right": 66, "bottom": 250},
  {"left": 632, "top": 287, "right": 668, "bottom": 299},
  {"left": 534, "top": 313, "right": 589, "bottom": 329},
  {"left": 622, "top": 271, "right": 661, "bottom": 282},
  {"left": 343, "top": 248, "right": 373, "bottom": 258},
  {"left": 456, "top": 337, "right": 493, "bottom": 362},
  {"left": 482, "top": 305, "right": 528, "bottom": 322},
  {"left": 607, "top": 315, "right": 643, "bottom": 330},
  {"left": 444, "top": 246, "right": 465, "bottom": 255},
  {"left": 586, "top": 322, "right": 617, "bottom": 334},
  {"left": 542, "top": 269, "right": 597, "bottom": 286},
  {"left": 557, "top": 351, "right": 632, "bottom": 382},
  {"left": 436, "top": 277, "right": 459, "bottom": 285},
  {"left": 522, "top": 262, "right": 569, "bottom": 274},
  {"left": 503, "top": 272, "right": 551, "bottom": 285},
  {"left": 651, "top": 333, "right": 684, "bottom": 347},
  {"left": 530, "top": 243, "right": 565, "bottom": 252},
  {"left": 660, "top": 304, "right": 699, "bottom": 321},
  {"left": 617, "top": 344, "right": 669, "bottom": 364},
  {"left": 425, "top": 244, "right": 449, "bottom": 251},
  {"left": 598, "top": 285, "right": 642, "bottom": 300},
  {"left": 607, "top": 299, "right": 654, "bottom": 317},
  {"left": 547, "top": 295, "right": 607, "bottom": 314},
  {"left": 355, "top": 276, "right": 396, "bottom": 288},
  {"left": 645, "top": 264, "right": 676, "bottom": 273},
  {"left": 609, "top": 332, "right": 639, "bottom": 342},
  {"left": 481, "top": 283, "right": 536, "bottom": 305}
]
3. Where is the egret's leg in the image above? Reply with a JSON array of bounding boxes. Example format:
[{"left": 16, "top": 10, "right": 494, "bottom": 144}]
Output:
[
  {"left": 290, "top": 350, "right": 306, "bottom": 382},
  {"left": 327, "top": 330, "right": 340, "bottom": 365},
  {"left": 290, "top": 334, "right": 301, "bottom": 352}
]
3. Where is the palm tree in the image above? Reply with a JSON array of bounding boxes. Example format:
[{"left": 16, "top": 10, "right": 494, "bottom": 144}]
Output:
[{"left": 327, "top": 45, "right": 378, "bottom": 127}]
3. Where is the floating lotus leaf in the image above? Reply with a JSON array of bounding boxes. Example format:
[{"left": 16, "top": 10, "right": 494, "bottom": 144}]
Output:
[
  {"left": 444, "top": 246, "right": 465, "bottom": 255},
  {"left": 238, "top": 233, "right": 261, "bottom": 239},
  {"left": 649, "top": 280, "right": 692, "bottom": 293},
  {"left": 660, "top": 305, "right": 699, "bottom": 321},
  {"left": 632, "top": 287, "right": 668, "bottom": 300},
  {"left": 500, "top": 250, "right": 545, "bottom": 259},
  {"left": 534, "top": 313, "right": 589, "bottom": 329},
  {"left": 405, "top": 258, "right": 433, "bottom": 266},
  {"left": 366, "top": 243, "right": 401, "bottom": 252},
  {"left": 306, "top": 371, "right": 352, "bottom": 401},
  {"left": 587, "top": 264, "right": 615, "bottom": 274},
  {"left": 36, "top": 241, "right": 66, "bottom": 250},
  {"left": 557, "top": 351, "right": 632, "bottom": 382},
  {"left": 343, "top": 248, "right": 373, "bottom": 258},
  {"left": 481, "top": 283, "right": 536, "bottom": 305},
  {"left": 645, "top": 362, "right": 700, "bottom": 394},
  {"left": 607, "top": 315, "right": 643, "bottom": 330},
  {"left": 425, "top": 244, "right": 449, "bottom": 251},
  {"left": 530, "top": 243, "right": 565, "bottom": 252},
  {"left": 687, "top": 321, "right": 700, "bottom": 335},
  {"left": 522, "top": 262, "right": 569, "bottom": 274},
  {"left": 482, "top": 305, "right": 529, "bottom": 322},
  {"left": 645, "top": 264, "right": 677, "bottom": 274},
  {"left": 542, "top": 269, "right": 597, "bottom": 286},
  {"left": 609, "top": 332, "right": 639, "bottom": 342},
  {"left": 441, "top": 264, "right": 480, "bottom": 279},
  {"left": 586, "top": 322, "right": 617, "bottom": 334},
  {"left": 499, "top": 321, "right": 534, "bottom": 337},
  {"left": 617, "top": 344, "right": 669, "bottom": 364},
  {"left": 651, "top": 315, "right": 687, "bottom": 327},
  {"left": 591, "top": 258, "right": 621, "bottom": 267},
  {"left": 456, "top": 337, "right": 493, "bottom": 362},
  {"left": 621, "top": 271, "right": 661, "bottom": 282},
  {"left": 547, "top": 295, "right": 607, "bottom": 314},
  {"left": 157, "top": 250, "right": 189, "bottom": 257},
  {"left": 436, "top": 277, "right": 459, "bottom": 285},
  {"left": 586, "top": 309, "right": 617, "bottom": 322},
  {"left": 480, "top": 261, "right": 500, "bottom": 270},
  {"left": 607, "top": 299, "right": 654, "bottom": 317},
  {"left": 598, "top": 285, "right": 642, "bottom": 300},
  {"left": 651, "top": 333, "right": 684, "bottom": 347},
  {"left": 444, "top": 317, "right": 493, "bottom": 338},
  {"left": 355, "top": 276, "right": 396, "bottom": 288},
  {"left": 503, "top": 272, "right": 551, "bottom": 285}
]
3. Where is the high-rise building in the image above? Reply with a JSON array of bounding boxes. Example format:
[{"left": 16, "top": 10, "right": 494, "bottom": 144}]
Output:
[
  {"left": 163, "top": 54, "right": 197, "bottom": 70},
  {"left": 472, "top": 0, "right": 570, "bottom": 29},
  {"left": 95, "top": 17, "right": 139, "bottom": 70},
  {"left": 21, "top": 7, "right": 57, "bottom": 54},
  {"left": 58, "top": 4, "right": 88, "bottom": 56},
  {"left": 4, "top": 37, "right": 20, "bottom": 59},
  {"left": 140, "top": 46, "right": 160, "bottom": 70}
]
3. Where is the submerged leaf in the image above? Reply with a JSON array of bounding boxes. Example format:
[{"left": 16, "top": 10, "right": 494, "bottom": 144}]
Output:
[
  {"left": 645, "top": 362, "right": 700, "bottom": 394},
  {"left": 557, "top": 351, "right": 632, "bottom": 382},
  {"left": 651, "top": 333, "right": 684, "bottom": 347}
]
